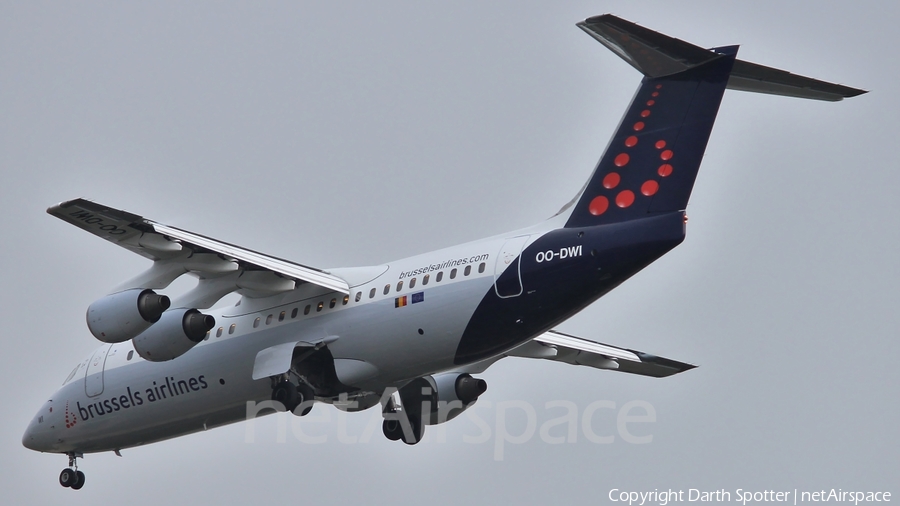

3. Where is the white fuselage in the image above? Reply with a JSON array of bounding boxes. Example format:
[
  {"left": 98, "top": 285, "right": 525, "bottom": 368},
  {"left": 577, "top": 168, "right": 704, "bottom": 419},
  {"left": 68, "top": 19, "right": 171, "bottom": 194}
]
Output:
[{"left": 23, "top": 223, "right": 556, "bottom": 454}]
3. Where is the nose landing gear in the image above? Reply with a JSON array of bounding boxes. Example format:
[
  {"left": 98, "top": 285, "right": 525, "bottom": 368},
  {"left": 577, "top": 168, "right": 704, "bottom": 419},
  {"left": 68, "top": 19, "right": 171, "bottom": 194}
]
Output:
[{"left": 59, "top": 452, "right": 85, "bottom": 490}]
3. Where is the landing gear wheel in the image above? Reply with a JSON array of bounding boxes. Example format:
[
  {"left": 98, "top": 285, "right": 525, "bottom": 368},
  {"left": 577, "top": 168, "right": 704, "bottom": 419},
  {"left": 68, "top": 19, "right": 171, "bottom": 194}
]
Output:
[
  {"left": 402, "top": 416, "right": 424, "bottom": 446},
  {"left": 59, "top": 468, "right": 76, "bottom": 488},
  {"left": 295, "top": 383, "right": 315, "bottom": 416},
  {"left": 383, "top": 419, "right": 403, "bottom": 441},
  {"left": 271, "top": 381, "right": 299, "bottom": 412},
  {"left": 71, "top": 471, "right": 85, "bottom": 490}
]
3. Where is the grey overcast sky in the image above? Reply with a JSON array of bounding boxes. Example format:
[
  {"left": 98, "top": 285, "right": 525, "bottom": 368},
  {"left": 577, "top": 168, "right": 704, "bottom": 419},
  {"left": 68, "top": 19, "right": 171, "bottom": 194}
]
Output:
[{"left": 2, "top": 1, "right": 897, "bottom": 504}]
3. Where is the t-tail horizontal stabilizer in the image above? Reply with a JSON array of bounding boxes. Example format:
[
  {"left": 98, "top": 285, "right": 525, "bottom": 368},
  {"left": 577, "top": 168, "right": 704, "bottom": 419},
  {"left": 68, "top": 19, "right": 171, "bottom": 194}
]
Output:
[{"left": 579, "top": 14, "right": 866, "bottom": 101}]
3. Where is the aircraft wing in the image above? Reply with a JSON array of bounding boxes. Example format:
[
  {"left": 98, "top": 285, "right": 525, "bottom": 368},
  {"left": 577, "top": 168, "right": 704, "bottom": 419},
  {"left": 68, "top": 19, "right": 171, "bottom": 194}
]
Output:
[
  {"left": 47, "top": 199, "right": 350, "bottom": 295},
  {"left": 508, "top": 330, "right": 695, "bottom": 378}
]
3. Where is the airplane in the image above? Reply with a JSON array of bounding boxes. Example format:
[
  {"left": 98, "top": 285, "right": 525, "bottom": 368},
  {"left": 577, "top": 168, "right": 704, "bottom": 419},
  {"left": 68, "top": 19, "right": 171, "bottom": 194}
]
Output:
[{"left": 22, "top": 14, "right": 865, "bottom": 490}]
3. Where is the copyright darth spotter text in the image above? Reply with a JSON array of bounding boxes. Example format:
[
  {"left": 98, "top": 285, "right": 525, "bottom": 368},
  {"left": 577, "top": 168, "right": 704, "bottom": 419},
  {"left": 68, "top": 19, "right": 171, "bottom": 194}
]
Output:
[{"left": 609, "top": 489, "right": 891, "bottom": 506}]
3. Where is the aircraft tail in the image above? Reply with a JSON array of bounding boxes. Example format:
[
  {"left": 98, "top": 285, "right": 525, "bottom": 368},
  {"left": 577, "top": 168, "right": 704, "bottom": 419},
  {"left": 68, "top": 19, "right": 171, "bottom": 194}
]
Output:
[{"left": 564, "top": 15, "right": 865, "bottom": 229}]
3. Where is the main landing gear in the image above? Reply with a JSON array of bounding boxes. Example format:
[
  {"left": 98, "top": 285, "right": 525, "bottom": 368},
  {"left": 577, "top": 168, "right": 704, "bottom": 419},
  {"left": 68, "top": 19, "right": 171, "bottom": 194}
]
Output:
[
  {"left": 59, "top": 452, "right": 85, "bottom": 490},
  {"left": 382, "top": 399, "right": 424, "bottom": 445},
  {"left": 271, "top": 380, "right": 315, "bottom": 416}
]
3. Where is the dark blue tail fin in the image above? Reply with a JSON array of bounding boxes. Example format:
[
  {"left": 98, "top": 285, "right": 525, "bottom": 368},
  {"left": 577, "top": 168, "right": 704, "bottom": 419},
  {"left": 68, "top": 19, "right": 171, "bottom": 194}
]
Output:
[
  {"left": 565, "top": 17, "right": 736, "bottom": 228},
  {"left": 564, "top": 15, "right": 865, "bottom": 229}
]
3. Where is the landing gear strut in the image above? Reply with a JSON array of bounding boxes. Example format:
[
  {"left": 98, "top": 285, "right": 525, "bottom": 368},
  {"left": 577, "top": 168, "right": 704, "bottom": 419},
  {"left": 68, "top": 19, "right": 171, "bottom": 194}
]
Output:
[{"left": 59, "top": 452, "right": 85, "bottom": 490}]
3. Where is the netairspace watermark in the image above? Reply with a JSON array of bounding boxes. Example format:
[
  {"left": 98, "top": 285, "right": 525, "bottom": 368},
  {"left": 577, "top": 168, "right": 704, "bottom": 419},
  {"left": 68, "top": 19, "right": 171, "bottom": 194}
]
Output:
[
  {"left": 243, "top": 397, "right": 656, "bottom": 461},
  {"left": 609, "top": 489, "right": 892, "bottom": 506}
]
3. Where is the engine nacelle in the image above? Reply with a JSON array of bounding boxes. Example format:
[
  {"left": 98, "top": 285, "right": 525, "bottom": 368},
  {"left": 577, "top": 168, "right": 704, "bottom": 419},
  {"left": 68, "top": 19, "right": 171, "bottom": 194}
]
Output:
[
  {"left": 132, "top": 308, "right": 215, "bottom": 362},
  {"left": 86, "top": 289, "right": 171, "bottom": 343},
  {"left": 398, "top": 373, "right": 487, "bottom": 426}
]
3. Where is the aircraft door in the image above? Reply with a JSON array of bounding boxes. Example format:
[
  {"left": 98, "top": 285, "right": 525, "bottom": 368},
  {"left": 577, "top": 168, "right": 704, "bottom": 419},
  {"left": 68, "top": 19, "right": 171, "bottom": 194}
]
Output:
[
  {"left": 84, "top": 344, "right": 111, "bottom": 398},
  {"left": 494, "top": 235, "right": 530, "bottom": 298}
]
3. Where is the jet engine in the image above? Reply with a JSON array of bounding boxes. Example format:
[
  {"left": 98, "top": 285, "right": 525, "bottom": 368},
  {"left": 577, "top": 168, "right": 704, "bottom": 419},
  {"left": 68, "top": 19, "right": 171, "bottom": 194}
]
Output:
[
  {"left": 86, "top": 289, "right": 171, "bottom": 343},
  {"left": 132, "top": 308, "right": 215, "bottom": 362},
  {"left": 398, "top": 373, "right": 487, "bottom": 426}
]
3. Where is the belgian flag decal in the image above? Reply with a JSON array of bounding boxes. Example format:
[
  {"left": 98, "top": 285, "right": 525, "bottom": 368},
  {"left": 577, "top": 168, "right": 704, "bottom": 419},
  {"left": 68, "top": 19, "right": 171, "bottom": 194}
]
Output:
[{"left": 395, "top": 292, "right": 424, "bottom": 308}]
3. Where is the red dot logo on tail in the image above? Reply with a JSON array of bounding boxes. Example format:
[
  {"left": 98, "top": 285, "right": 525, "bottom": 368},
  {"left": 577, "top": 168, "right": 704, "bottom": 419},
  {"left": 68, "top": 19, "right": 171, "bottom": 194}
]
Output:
[
  {"left": 641, "top": 180, "right": 660, "bottom": 196},
  {"left": 588, "top": 196, "right": 609, "bottom": 216},
  {"left": 616, "top": 190, "right": 635, "bottom": 208},
  {"left": 603, "top": 172, "right": 620, "bottom": 189}
]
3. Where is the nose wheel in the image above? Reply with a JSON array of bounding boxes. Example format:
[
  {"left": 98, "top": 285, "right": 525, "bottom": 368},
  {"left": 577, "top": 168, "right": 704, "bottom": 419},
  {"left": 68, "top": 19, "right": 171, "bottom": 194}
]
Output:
[{"left": 59, "top": 453, "right": 85, "bottom": 490}]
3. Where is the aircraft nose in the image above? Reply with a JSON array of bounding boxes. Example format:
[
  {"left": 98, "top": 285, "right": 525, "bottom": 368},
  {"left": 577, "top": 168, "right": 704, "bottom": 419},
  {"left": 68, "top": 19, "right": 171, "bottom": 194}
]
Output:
[
  {"left": 22, "top": 400, "right": 56, "bottom": 453},
  {"left": 22, "top": 420, "right": 39, "bottom": 451}
]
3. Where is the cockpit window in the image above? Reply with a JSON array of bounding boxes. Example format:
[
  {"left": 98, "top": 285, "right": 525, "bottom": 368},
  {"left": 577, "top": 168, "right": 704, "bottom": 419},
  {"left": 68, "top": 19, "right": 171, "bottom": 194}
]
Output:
[{"left": 63, "top": 364, "right": 80, "bottom": 385}]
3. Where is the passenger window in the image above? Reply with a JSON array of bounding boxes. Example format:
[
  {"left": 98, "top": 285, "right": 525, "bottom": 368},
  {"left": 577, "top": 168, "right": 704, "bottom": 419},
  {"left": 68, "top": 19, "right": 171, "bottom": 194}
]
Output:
[
  {"left": 436, "top": 271, "right": 443, "bottom": 282},
  {"left": 253, "top": 317, "right": 260, "bottom": 328},
  {"left": 450, "top": 268, "right": 457, "bottom": 279},
  {"left": 216, "top": 327, "right": 223, "bottom": 337},
  {"left": 266, "top": 314, "right": 273, "bottom": 325},
  {"left": 329, "top": 298, "right": 337, "bottom": 309},
  {"left": 278, "top": 311, "right": 285, "bottom": 322},
  {"left": 304, "top": 305, "right": 311, "bottom": 315},
  {"left": 369, "top": 288, "right": 376, "bottom": 299},
  {"left": 126, "top": 351, "right": 133, "bottom": 362},
  {"left": 229, "top": 324, "right": 236, "bottom": 334},
  {"left": 343, "top": 295, "right": 350, "bottom": 305},
  {"left": 204, "top": 331, "right": 210, "bottom": 341},
  {"left": 464, "top": 265, "right": 471, "bottom": 276},
  {"left": 383, "top": 284, "right": 390, "bottom": 295},
  {"left": 317, "top": 302, "right": 324, "bottom": 312},
  {"left": 291, "top": 308, "right": 298, "bottom": 318},
  {"left": 410, "top": 278, "right": 416, "bottom": 289},
  {"left": 396, "top": 281, "right": 403, "bottom": 292},
  {"left": 479, "top": 262, "right": 485, "bottom": 273},
  {"left": 355, "top": 292, "right": 362, "bottom": 302},
  {"left": 423, "top": 274, "right": 429, "bottom": 285}
]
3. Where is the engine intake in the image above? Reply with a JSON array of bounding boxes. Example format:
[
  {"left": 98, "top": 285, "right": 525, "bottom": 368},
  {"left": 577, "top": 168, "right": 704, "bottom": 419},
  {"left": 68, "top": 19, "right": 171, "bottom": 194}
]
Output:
[
  {"left": 86, "top": 289, "right": 171, "bottom": 343},
  {"left": 132, "top": 308, "right": 215, "bottom": 362}
]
